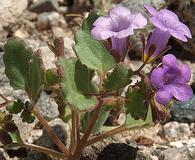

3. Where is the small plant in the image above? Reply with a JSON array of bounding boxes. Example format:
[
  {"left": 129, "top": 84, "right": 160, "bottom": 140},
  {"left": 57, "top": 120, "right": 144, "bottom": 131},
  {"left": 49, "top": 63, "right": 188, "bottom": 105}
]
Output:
[{"left": 0, "top": 5, "right": 193, "bottom": 160}]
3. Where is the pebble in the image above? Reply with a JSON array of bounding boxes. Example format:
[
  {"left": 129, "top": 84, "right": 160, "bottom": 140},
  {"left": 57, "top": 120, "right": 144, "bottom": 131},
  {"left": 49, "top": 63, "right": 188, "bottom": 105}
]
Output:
[
  {"left": 163, "top": 121, "right": 191, "bottom": 141},
  {"left": 171, "top": 96, "right": 195, "bottom": 123},
  {"left": 37, "top": 12, "right": 67, "bottom": 30},
  {"left": 29, "top": 0, "right": 59, "bottom": 13},
  {"left": 38, "top": 92, "right": 59, "bottom": 121}
]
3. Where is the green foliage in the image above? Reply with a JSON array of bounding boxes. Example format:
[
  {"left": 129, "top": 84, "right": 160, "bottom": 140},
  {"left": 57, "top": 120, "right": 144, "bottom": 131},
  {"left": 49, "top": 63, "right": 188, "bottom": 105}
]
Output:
[
  {"left": 0, "top": 129, "right": 13, "bottom": 146},
  {"left": 46, "top": 68, "right": 59, "bottom": 85},
  {"left": 81, "top": 105, "right": 112, "bottom": 134},
  {"left": 4, "top": 37, "right": 32, "bottom": 89},
  {"left": 26, "top": 54, "right": 44, "bottom": 102},
  {"left": 126, "top": 106, "right": 153, "bottom": 127},
  {"left": 21, "top": 110, "right": 35, "bottom": 124},
  {"left": 92, "top": 105, "right": 112, "bottom": 134},
  {"left": 58, "top": 58, "right": 98, "bottom": 111},
  {"left": 82, "top": 10, "right": 100, "bottom": 33},
  {"left": 6, "top": 100, "right": 24, "bottom": 114},
  {"left": 105, "top": 63, "right": 133, "bottom": 91},
  {"left": 74, "top": 11, "right": 116, "bottom": 74},
  {"left": 125, "top": 87, "right": 148, "bottom": 120},
  {"left": 3, "top": 37, "right": 44, "bottom": 102}
]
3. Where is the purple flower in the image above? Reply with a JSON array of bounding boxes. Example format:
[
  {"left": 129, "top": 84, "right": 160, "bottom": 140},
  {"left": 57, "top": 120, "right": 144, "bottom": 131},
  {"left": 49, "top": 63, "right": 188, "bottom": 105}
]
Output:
[
  {"left": 144, "top": 5, "right": 192, "bottom": 63},
  {"left": 150, "top": 54, "right": 193, "bottom": 105},
  {"left": 91, "top": 6, "right": 147, "bottom": 61}
]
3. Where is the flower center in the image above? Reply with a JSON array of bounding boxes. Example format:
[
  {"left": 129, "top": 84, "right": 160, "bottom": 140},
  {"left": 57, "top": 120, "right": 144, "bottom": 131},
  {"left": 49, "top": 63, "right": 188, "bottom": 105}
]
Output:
[
  {"left": 110, "top": 17, "right": 130, "bottom": 32},
  {"left": 163, "top": 70, "right": 180, "bottom": 84}
]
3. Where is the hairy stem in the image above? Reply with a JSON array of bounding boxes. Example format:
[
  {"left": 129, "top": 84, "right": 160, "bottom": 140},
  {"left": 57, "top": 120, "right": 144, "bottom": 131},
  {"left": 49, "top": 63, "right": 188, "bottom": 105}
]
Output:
[
  {"left": 70, "top": 109, "right": 79, "bottom": 153},
  {"left": 32, "top": 106, "right": 71, "bottom": 157},
  {"left": 86, "top": 125, "right": 140, "bottom": 146},
  {"left": 6, "top": 143, "right": 65, "bottom": 159},
  {"left": 99, "top": 73, "right": 105, "bottom": 92},
  {"left": 69, "top": 100, "right": 102, "bottom": 160}
]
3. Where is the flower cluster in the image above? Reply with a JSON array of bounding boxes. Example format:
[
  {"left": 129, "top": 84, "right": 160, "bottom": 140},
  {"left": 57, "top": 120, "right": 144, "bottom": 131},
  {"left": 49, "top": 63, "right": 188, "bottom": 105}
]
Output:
[
  {"left": 91, "top": 5, "right": 193, "bottom": 105},
  {"left": 144, "top": 5, "right": 192, "bottom": 63},
  {"left": 91, "top": 7, "right": 147, "bottom": 61},
  {"left": 150, "top": 54, "right": 193, "bottom": 105}
]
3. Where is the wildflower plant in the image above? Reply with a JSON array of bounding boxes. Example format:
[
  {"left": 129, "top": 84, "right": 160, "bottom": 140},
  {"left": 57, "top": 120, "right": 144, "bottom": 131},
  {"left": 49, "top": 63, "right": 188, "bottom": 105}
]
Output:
[{"left": 0, "top": 5, "right": 193, "bottom": 160}]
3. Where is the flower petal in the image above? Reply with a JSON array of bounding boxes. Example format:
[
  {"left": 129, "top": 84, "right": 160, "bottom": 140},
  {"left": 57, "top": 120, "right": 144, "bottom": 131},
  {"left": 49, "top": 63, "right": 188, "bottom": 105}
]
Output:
[
  {"left": 145, "top": 28, "right": 171, "bottom": 57},
  {"left": 178, "top": 23, "right": 192, "bottom": 39},
  {"left": 171, "top": 84, "right": 193, "bottom": 101},
  {"left": 159, "top": 9, "right": 179, "bottom": 21},
  {"left": 150, "top": 17, "right": 168, "bottom": 31},
  {"left": 162, "top": 54, "right": 177, "bottom": 68},
  {"left": 91, "top": 27, "right": 113, "bottom": 40},
  {"left": 111, "top": 37, "right": 127, "bottom": 56},
  {"left": 150, "top": 67, "right": 165, "bottom": 89},
  {"left": 171, "top": 64, "right": 191, "bottom": 84},
  {"left": 130, "top": 13, "right": 147, "bottom": 29},
  {"left": 156, "top": 86, "right": 173, "bottom": 105},
  {"left": 115, "top": 28, "right": 134, "bottom": 38},
  {"left": 144, "top": 4, "right": 158, "bottom": 16},
  {"left": 179, "top": 64, "right": 191, "bottom": 83},
  {"left": 168, "top": 29, "right": 188, "bottom": 42},
  {"left": 109, "top": 6, "right": 131, "bottom": 18},
  {"left": 93, "top": 17, "right": 112, "bottom": 28}
]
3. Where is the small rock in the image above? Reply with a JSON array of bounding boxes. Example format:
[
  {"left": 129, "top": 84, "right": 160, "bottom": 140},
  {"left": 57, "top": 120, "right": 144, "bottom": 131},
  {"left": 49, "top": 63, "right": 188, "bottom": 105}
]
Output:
[
  {"left": 29, "top": 0, "right": 59, "bottom": 13},
  {"left": 38, "top": 92, "right": 59, "bottom": 121},
  {"left": 163, "top": 121, "right": 191, "bottom": 141},
  {"left": 135, "top": 136, "right": 154, "bottom": 147},
  {"left": 97, "top": 143, "right": 138, "bottom": 160},
  {"left": 36, "top": 13, "right": 50, "bottom": 30},
  {"left": 25, "top": 39, "right": 41, "bottom": 49},
  {"left": 38, "top": 46, "right": 56, "bottom": 69},
  {"left": 14, "top": 29, "right": 29, "bottom": 39},
  {"left": 121, "top": 0, "right": 165, "bottom": 14},
  {"left": 25, "top": 118, "right": 70, "bottom": 160},
  {"left": 158, "top": 147, "right": 191, "bottom": 160},
  {"left": 171, "top": 95, "right": 195, "bottom": 123},
  {"left": 47, "top": 118, "right": 71, "bottom": 147},
  {"left": 52, "top": 26, "right": 67, "bottom": 37},
  {"left": 48, "top": 12, "right": 66, "bottom": 27},
  {"left": 0, "top": 0, "right": 28, "bottom": 27},
  {"left": 169, "top": 141, "right": 184, "bottom": 148},
  {"left": 136, "top": 146, "right": 158, "bottom": 160},
  {"left": 36, "top": 12, "right": 67, "bottom": 30},
  {"left": 63, "top": 37, "right": 76, "bottom": 58}
]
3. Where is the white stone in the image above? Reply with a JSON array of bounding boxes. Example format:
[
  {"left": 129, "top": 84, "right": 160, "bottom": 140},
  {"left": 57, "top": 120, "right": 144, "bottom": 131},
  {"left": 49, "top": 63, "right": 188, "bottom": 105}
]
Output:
[{"left": 0, "top": 0, "right": 28, "bottom": 27}]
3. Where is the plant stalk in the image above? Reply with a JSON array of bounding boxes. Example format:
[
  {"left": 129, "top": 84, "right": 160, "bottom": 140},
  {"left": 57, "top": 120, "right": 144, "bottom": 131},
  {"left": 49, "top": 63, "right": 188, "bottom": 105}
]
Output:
[
  {"left": 6, "top": 143, "right": 65, "bottom": 159},
  {"left": 69, "top": 100, "right": 102, "bottom": 160},
  {"left": 86, "top": 125, "right": 139, "bottom": 146},
  {"left": 32, "top": 106, "right": 71, "bottom": 157},
  {"left": 70, "top": 109, "right": 79, "bottom": 153}
]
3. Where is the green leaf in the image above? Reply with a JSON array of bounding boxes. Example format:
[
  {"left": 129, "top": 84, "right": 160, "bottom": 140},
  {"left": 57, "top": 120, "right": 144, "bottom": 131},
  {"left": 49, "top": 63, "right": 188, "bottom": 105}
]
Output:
[
  {"left": 74, "top": 11, "right": 116, "bottom": 73},
  {"left": 6, "top": 100, "right": 24, "bottom": 114},
  {"left": 58, "top": 58, "right": 98, "bottom": 111},
  {"left": 81, "top": 105, "right": 112, "bottom": 134},
  {"left": 3, "top": 122, "right": 18, "bottom": 133},
  {"left": 0, "top": 129, "right": 13, "bottom": 145},
  {"left": 126, "top": 106, "right": 153, "bottom": 127},
  {"left": 46, "top": 68, "right": 59, "bottom": 85},
  {"left": 21, "top": 110, "right": 35, "bottom": 124},
  {"left": 125, "top": 87, "right": 147, "bottom": 120},
  {"left": 105, "top": 63, "right": 132, "bottom": 91},
  {"left": 9, "top": 130, "right": 23, "bottom": 144},
  {"left": 26, "top": 53, "right": 44, "bottom": 102},
  {"left": 92, "top": 105, "right": 111, "bottom": 134},
  {"left": 75, "top": 60, "right": 93, "bottom": 93},
  {"left": 82, "top": 10, "right": 100, "bottom": 33},
  {"left": 3, "top": 37, "right": 32, "bottom": 89},
  {"left": 3, "top": 37, "right": 44, "bottom": 102}
]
